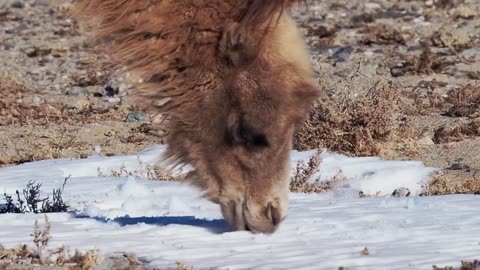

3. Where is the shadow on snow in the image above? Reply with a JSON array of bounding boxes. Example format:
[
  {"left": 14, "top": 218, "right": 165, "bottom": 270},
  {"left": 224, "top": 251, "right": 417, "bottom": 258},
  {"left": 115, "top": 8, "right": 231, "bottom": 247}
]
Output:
[{"left": 75, "top": 213, "right": 231, "bottom": 234}]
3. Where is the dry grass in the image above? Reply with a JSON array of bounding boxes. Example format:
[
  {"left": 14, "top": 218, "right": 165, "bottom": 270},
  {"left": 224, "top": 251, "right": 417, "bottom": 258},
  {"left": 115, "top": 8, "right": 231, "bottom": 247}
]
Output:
[
  {"left": 425, "top": 170, "right": 480, "bottom": 195},
  {"left": 97, "top": 158, "right": 186, "bottom": 182},
  {"left": 0, "top": 215, "right": 99, "bottom": 270},
  {"left": 399, "top": 79, "right": 448, "bottom": 115},
  {"left": 433, "top": 260, "right": 480, "bottom": 270},
  {"left": 430, "top": 30, "right": 473, "bottom": 51},
  {"left": 432, "top": 0, "right": 465, "bottom": 9},
  {"left": 359, "top": 23, "right": 412, "bottom": 46},
  {"left": 289, "top": 150, "right": 345, "bottom": 193},
  {"left": 400, "top": 83, "right": 480, "bottom": 119},
  {"left": 445, "top": 84, "right": 480, "bottom": 118},
  {"left": 389, "top": 45, "right": 454, "bottom": 77},
  {"left": 294, "top": 80, "right": 402, "bottom": 156},
  {"left": 433, "top": 117, "right": 480, "bottom": 144}
]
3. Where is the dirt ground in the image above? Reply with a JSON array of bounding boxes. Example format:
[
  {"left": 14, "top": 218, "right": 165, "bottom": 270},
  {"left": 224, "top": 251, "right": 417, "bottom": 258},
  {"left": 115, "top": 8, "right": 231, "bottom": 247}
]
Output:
[
  {"left": 0, "top": 0, "right": 167, "bottom": 167},
  {"left": 290, "top": 0, "right": 480, "bottom": 192},
  {"left": 0, "top": 0, "right": 479, "bottom": 192}
]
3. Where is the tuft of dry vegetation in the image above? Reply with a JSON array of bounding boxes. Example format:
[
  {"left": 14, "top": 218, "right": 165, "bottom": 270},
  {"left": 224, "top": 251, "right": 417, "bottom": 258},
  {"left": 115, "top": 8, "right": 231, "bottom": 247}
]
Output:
[
  {"left": 96, "top": 158, "right": 186, "bottom": 181},
  {"left": 289, "top": 150, "right": 345, "bottom": 193},
  {"left": 433, "top": 118, "right": 480, "bottom": 144},
  {"left": 1, "top": 178, "right": 69, "bottom": 214},
  {"left": 432, "top": 0, "right": 465, "bottom": 9},
  {"left": 445, "top": 84, "right": 480, "bottom": 118},
  {"left": 294, "top": 81, "right": 401, "bottom": 156},
  {"left": 432, "top": 260, "right": 480, "bottom": 270},
  {"left": 425, "top": 170, "right": 480, "bottom": 195},
  {"left": 429, "top": 30, "right": 473, "bottom": 51},
  {"left": 389, "top": 45, "right": 454, "bottom": 77},
  {"left": 0, "top": 215, "right": 99, "bottom": 270},
  {"left": 359, "top": 23, "right": 412, "bottom": 46}
]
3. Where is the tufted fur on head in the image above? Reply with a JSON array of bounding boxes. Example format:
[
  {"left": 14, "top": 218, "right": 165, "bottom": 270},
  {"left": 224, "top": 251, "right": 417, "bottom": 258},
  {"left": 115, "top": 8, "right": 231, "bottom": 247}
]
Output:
[{"left": 72, "top": 0, "right": 321, "bottom": 234}]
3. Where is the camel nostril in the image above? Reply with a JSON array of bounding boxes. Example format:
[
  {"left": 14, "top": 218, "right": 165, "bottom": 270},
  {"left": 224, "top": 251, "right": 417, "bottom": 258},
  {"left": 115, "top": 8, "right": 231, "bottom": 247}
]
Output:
[
  {"left": 264, "top": 203, "right": 281, "bottom": 226},
  {"left": 268, "top": 203, "right": 282, "bottom": 226}
]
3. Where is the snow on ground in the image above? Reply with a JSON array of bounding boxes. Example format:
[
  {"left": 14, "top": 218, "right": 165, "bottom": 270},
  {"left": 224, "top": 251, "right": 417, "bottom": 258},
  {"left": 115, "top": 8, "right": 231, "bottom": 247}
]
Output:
[{"left": 0, "top": 146, "right": 479, "bottom": 270}]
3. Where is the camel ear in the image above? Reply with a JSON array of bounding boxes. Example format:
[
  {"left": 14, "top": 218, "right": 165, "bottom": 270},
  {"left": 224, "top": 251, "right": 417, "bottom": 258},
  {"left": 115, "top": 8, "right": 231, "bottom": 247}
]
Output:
[
  {"left": 219, "top": 22, "right": 258, "bottom": 67},
  {"left": 219, "top": 1, "right": 288, "bottom": 67},
  {"left": 290, "top": 81, "right": 322, "bottom": 120},
  {"left": 295, "top": 81, "right": 322, "bottom": 106}
]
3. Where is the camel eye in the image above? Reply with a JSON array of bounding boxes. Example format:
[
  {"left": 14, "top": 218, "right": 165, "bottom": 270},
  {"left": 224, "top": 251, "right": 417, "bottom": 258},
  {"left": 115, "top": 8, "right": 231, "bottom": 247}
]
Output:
[
  {"left": 247, "top": 133, "right": 269, "bottom": 148},
  {"left": 225, "top": 122, "right": 269, "bottom": 150}
]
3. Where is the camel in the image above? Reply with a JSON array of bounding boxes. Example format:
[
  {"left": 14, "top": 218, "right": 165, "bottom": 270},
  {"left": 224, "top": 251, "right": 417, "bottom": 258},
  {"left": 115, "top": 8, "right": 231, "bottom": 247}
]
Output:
[{"left": 72, "top": 0, "right": 321, "bottom": 234}]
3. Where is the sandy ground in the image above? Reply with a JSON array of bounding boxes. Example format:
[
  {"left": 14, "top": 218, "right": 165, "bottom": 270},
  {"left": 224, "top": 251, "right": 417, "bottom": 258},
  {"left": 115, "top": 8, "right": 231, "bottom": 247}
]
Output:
[
  {"left": 0, "top": 0, "right": 479, "bottom": 186},
  {"left": 290, "top": 0, "right": 480, "bottom": 186},
  {"left": 0, "top": 0, "right": 166, "bottom": 166}
]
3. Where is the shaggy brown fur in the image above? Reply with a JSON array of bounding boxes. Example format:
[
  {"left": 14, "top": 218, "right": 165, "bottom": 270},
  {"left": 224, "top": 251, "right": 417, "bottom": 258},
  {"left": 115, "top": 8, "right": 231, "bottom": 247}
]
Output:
[{"left": 72, "top": 0, "right": 321, "bottom": 234}]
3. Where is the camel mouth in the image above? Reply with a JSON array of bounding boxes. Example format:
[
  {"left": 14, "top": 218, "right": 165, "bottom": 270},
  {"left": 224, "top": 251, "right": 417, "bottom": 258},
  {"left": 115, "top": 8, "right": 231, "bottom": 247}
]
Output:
[{"left": 220, "top": 198, "right": 284, "bottom": 234}]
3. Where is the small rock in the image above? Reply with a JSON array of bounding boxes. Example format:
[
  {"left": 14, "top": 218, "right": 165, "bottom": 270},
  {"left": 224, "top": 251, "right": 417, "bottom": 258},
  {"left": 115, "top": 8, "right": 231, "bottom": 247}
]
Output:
[
  {"left": 104, "top": 131, "right": 116, "bottom": 137},
  {"left": 333, "top": 46, "right": 353, "bottom": 63},
  {"left": 33, "top": 0, "right": 49, "bottom": 6},
  {"left": 453, "top": 7, "right": 477, "bottom": 20},
  {"left": 32, "top": 96, "right": 43, "bottom": 106},
  {"left": 392, "top": 187, "right": 411, "bottom": 198},
  {"left": 417, "top": 136, "right": 434, "bottom": 145},
  {"left": 448, "top": 163, "right": 470, "bottom": 171},
  {"left": 11, "top": 1, "right": 25, "bottom": 8},
  {"left": 103, "top": 97, "right": 121, "bottom": 103},
  {"left": 126, "top": 112, "right": 149, "bottom": 122},
  {"left": 65, "top": 99, "right": 91, "bottom": 112},
  {"left": 390, "top": 66, "right": 405, "bottom": 77},
  {"left": 92, "top": 102, "right": 115, "bottom": 113},
  {"left": 461, "top": 48, "right": 480, "bottom": 60},
  {"left": 104, "top": 85, "right": 119, "bottom": 97},
  {"left": 65, "top": 86, "right": 88, "bottom": 96},
  {"left": 23, "top": 47, "right": 51, "bottom": 58}
]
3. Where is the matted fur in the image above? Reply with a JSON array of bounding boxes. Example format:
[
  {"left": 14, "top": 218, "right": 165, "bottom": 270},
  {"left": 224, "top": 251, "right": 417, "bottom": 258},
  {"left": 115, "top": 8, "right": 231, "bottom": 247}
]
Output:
[{"left": 72, "top": 0, "right": 321, "bottom": 234}]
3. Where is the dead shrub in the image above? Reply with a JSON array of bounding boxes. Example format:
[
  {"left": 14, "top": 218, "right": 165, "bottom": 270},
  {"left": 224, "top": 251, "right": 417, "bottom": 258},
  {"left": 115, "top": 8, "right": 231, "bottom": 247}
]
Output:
[
  {"left": 389, "top": 45, "right": 454, "bottom": 77},
  {"left": 350, "top": 13, "right": 376, "bottom": 25},
  {"left": 431, "top": 31, "right": 456, "bottom": 48},
  {"left": 97, "top": 158, "right": 185, "bottom": 181},
  {"left": 425, "top": 171, "right": 480, "bottom": 195},
  {"left": 433, "top": 118, "right": 480, "bottom": 144},
  {"left": 409, "top": 91, "right": 446, "bottom": 115},
  {"left": 359, "top": 23, "right": 411, "bottom": 46},
  {"left": 300, "top": 22, "right": 337, "bottom": 47},
  {"left": 433, "top": 260, "right": 480, "bottom": 270},
  {"left": 396, "top": 80, "right": 449, "bottom": 116},
  {"left": 416, "top": 46, "right": 447, "bottom": 75},
  {"left": 0, "top": 215, "right": 99, "bottom": 269},
  {"left": 0, "top": 75, "right": 31, "bottom": 125},
  {"left": 0, "top": 178, "right": 70, "bottom": 214},
  {"left": 460, "top": 260, "right": 480, "bottom": 270},
  {"left": 71, "top": 69, "right": 108, "bottom": 87},
  {"left": 432, "top": 0, "right": 465, "bottom": 9},
  {"left": 445, "top": 84, "right": 480, "bottom": 118},
  {"left": 430, "top": 30, "right": 472, "bottom": 51},
  {"left": 289, "top": 150, "right": 345, "bottom": 193},
  {"left": 293, "top": 81, "right": 399, "bottom": 156}
]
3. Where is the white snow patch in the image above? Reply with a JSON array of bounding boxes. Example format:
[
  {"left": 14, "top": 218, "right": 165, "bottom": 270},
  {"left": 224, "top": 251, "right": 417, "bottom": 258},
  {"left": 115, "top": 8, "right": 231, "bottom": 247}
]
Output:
[
  {"left": 0, "top": 145, "right": 477, "bottom": 270},
  {"left": 291, "top": 150, "right": 437, "bottom": 196}
]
